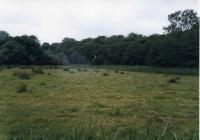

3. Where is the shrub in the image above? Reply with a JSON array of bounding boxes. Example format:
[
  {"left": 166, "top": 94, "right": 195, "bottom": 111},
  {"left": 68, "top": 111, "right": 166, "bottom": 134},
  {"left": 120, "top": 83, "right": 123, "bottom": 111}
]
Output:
[
  {"left": 16, "top": 84, "right": 27, "bottom": 93},
  {"left": 13, "top": 71, "right": 31, "bottom": 80},
  {"left": 115, "top": 70, "right": 119, "bottom": 73},
  {"left": 32, "top": 68, "right": 44, "bottom": 74},
  {"left": 94, "top": 69, "right": 99, "bottom": 72}
]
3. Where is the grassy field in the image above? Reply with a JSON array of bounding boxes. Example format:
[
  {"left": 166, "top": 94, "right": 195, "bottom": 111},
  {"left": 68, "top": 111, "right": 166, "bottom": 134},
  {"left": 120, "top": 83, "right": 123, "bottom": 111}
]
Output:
[{"left": 0, "top": 66, "right": 198, "bottom": 140}]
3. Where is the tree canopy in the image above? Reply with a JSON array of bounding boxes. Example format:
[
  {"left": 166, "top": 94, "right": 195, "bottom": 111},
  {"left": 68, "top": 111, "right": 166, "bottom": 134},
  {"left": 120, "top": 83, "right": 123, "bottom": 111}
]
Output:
[
  {"left": 0, "top": 9, "right": 199, "bottom": 67},
  {"left": 163, "top": 9, "right": 199, "bottom": 33}
]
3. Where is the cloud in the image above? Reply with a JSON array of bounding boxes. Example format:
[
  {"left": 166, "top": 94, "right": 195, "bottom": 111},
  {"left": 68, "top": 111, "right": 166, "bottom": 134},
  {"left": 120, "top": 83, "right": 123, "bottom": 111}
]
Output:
[{"left": 0, "top": 0, "right": 198, "bottom": 43}]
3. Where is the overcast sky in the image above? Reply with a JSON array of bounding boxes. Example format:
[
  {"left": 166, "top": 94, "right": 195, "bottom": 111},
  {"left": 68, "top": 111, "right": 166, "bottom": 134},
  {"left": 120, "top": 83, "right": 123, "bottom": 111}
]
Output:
[{"left": 0, "top": 0, "right": 198, "bottom": 43}]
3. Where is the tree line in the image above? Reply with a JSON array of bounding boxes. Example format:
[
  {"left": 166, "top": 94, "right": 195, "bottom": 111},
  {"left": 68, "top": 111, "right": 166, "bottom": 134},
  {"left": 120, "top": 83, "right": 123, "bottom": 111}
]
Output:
[{"left": 0, "top": 9, "right": 199, "bottom": 67}]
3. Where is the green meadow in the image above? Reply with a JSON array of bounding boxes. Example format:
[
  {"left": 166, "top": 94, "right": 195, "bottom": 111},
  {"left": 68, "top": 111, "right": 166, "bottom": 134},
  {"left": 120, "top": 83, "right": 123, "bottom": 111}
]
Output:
[{"left": 0, "top": 66, "right": 198, "bottom": 140}]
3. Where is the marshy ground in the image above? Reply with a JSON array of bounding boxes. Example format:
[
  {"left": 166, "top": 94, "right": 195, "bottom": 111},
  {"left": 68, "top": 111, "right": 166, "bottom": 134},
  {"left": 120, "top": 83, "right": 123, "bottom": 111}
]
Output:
[{"left": 0, "top": 66, "right": 198, "bottom": 140}]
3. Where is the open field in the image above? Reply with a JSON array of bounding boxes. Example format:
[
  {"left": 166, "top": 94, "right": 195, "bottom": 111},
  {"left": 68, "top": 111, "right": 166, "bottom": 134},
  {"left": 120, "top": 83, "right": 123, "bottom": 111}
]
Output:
[{"left": 0, "top": 66, "right": 198, "bottom": 140}]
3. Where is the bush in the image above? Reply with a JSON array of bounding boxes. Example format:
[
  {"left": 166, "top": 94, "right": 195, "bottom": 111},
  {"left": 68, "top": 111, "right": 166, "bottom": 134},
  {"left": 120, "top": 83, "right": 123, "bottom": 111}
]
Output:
[
  {"left": 94, "top": 69, "right": 99, "bottom": 72},
  {"left": 16, "top": 84, "right": 27, "bottom": 93},
  {"left": 13, "top": 71, "right": 31, "bottom": 80},
  {"left": 32, "top": 68, "right": 44, "bottom": 74}
]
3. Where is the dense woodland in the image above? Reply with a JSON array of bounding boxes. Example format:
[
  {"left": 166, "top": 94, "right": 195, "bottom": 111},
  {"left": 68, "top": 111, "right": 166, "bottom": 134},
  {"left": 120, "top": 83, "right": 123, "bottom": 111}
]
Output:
[{"left": 0, "top": 9, "right": 199, "bottom": 67}]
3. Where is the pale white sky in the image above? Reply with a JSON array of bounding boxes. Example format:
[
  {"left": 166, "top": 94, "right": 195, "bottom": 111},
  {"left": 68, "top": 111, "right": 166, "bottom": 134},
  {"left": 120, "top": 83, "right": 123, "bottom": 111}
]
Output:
[{"left": 0, "top": 0, "right": 198, "bottom": 43}]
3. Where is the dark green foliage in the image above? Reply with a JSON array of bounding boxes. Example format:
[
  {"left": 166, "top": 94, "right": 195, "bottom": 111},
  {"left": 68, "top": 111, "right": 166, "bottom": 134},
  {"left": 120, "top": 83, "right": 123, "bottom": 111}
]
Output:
[
  {"left": 0, "top": 35, "right": 56, "bottom": 65},
  {"left": 163, "top": 9, "right": 199, "bottom": 33},
  {"left": 0, "top": 9, "right": 198, "bottom": 68},
  {"left": 0, "top": 31, "right": 9, "bottom": 43},
  {"left": 16, "top": 84, "right": 27, "bottom": 93}
]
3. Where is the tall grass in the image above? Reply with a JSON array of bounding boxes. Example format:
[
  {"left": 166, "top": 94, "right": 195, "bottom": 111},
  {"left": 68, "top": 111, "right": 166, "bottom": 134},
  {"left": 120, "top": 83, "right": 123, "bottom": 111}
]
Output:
[{"left": 3, "top": 122, "right": 198, "bottom": 140}]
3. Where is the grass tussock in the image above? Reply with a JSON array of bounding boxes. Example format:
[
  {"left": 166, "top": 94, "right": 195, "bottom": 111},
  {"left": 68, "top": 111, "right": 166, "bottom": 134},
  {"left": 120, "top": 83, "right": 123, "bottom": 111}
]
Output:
[
  {"left": 168, "top": 77, "right": 180, "bottom": 84},
  {"left": 94, "top": 69, "right": 99, "bottom": 72},
  {"left": 82, "top": 69, "right": 88, "bottom": 72},
  {"left": 69, "top": 70, "right": 75, "bottom": 74},
  {"left": 103, "top": 73, "right": 109, "bottom": 76},
  {"left": 13, "top": 70, "right": 32, "bottom": 80},
  {"left": 3, "top": 121, "right": 198, "bottom": 140},
  {"left": 63, "top": 68, "right": 70, "bottom": 71},
  {"left": 40, "top": 82, "right": 46, "bottom": 86},
  {"left": 16, "top": 84, "right": 28, "bottom": 93},
  {"left": 47, "top": 72, "right": 52, "bottom": 76},
  {"left": 32, "top": 68, "right": 44, "bottom": 74},
  {"left": 120, "top": 71, "right": 125, "bottom": 74}
]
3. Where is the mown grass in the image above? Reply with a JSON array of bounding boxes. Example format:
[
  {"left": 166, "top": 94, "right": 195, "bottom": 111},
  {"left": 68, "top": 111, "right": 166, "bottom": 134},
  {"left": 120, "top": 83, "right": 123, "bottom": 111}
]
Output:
[{"left": 0, "top": 65, "right": 198, "bottom": 139}]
